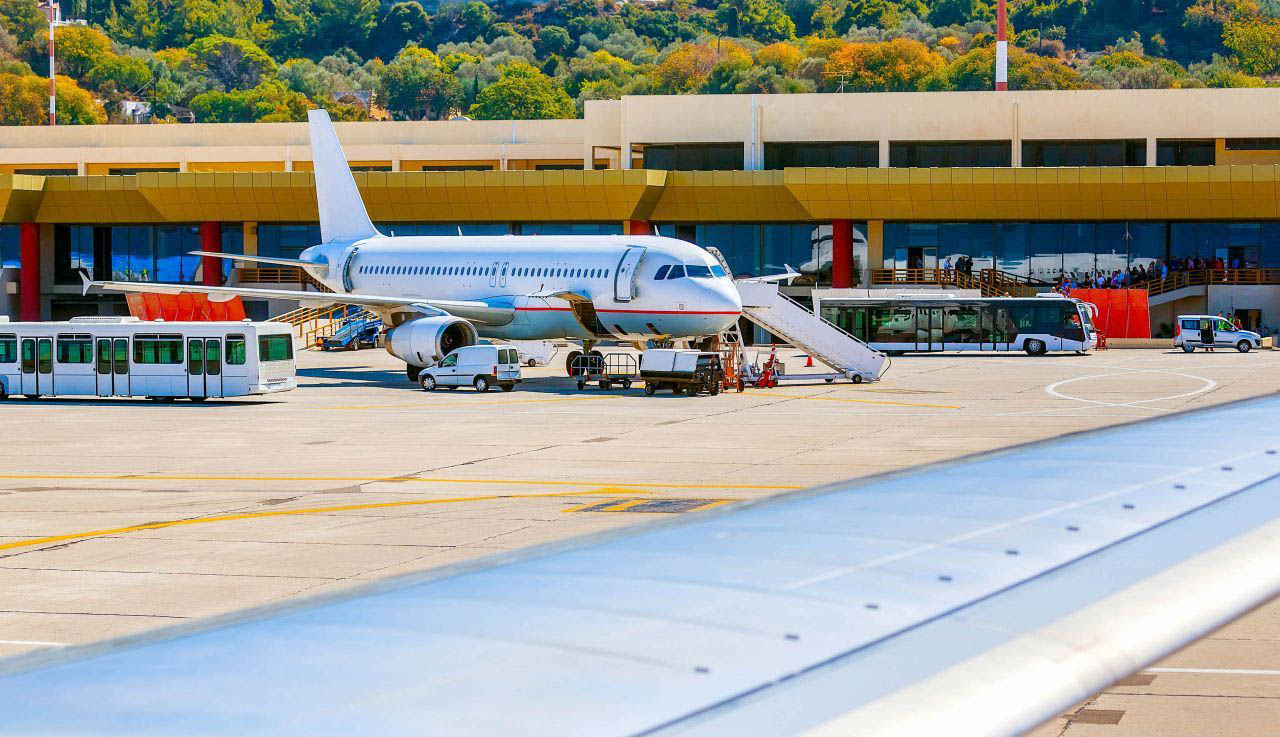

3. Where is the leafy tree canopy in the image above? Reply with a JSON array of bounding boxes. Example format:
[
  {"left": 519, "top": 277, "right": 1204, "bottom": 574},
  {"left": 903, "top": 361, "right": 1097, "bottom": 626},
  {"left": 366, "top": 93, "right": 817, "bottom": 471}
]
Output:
[{"left": 469, "top": 59, "right": 574, "bottom": 119}]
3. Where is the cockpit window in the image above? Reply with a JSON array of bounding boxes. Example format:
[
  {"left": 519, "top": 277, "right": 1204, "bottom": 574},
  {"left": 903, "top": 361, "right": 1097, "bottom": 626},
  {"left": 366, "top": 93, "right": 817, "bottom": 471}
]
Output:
[
  {"left": 666, "top": 265, "right": 685, "bottom": 279},
  {"left": 654, "top": 265, "right": 670, "bottom": 280},
  {"left": 711, "top": 265, "right": 726, "bottom": 277},
  {"left": 686, "top": 265, "right": 712, "bottom": 278}
]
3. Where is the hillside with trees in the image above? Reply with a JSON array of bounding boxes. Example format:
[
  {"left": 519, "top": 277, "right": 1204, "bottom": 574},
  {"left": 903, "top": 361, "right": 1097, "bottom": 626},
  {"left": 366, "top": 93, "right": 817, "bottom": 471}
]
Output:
[{"left": 0, "top": 0, "right": 1277, "bottom": 124}]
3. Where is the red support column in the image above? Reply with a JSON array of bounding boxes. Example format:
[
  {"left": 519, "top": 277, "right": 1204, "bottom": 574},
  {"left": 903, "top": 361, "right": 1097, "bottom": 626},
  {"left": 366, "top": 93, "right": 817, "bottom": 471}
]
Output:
[
  {"left": 831, "top": 219, "right": 854, "bottom": 288},
  {"left": 200, "top": 221, "right": 222, "bottom": 286},
  {"left": 19, "top": 222, "right": 39, "bottom": 321},
  {"left": 626, "top": 220, "right": 651, "bottom": 236}
]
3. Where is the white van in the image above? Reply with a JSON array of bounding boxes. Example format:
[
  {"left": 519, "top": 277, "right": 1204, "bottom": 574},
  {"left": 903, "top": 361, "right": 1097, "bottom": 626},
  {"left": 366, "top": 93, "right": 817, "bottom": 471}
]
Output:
[
  {"left": 1174, "top": 315, "right": 1262, "bottom": 353},
  {"left": 418, "top": 345, "right": 522, "bottom": 392}
]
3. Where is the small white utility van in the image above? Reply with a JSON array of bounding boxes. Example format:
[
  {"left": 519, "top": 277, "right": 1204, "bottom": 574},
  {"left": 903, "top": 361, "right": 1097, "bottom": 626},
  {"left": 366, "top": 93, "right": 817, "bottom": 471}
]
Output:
[
  {"left": 418, "top": 345, "right": 522, "bottom": 392},
  {"left": 1174, "top": 315, "right": 1261, "bottom": 353}
]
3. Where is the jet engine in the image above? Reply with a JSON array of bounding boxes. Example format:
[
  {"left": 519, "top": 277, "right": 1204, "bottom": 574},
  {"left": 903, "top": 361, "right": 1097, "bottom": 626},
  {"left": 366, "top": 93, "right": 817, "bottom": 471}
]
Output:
[{"left": 385, "top": 315, "right": 478, "bottom": 367}]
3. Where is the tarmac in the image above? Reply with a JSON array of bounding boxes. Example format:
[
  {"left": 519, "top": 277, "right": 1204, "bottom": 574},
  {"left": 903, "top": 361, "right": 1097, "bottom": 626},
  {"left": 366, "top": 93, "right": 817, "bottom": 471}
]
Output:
[{"left": 1, "top": 344, "right": 1278, "bottom": 736}]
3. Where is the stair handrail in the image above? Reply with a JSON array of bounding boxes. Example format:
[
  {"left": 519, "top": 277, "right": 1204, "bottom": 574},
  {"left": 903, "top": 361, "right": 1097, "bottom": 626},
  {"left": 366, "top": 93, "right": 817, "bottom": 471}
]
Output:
[{"left": 768, "top": 289, "right": 881, "bottom": 353}]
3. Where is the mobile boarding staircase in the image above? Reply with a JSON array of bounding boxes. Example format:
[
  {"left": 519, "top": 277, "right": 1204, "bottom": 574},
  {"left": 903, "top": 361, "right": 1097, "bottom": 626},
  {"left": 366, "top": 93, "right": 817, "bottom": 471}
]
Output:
[{"left": 733, "top": 280, "right": 889, "bottom": 384}]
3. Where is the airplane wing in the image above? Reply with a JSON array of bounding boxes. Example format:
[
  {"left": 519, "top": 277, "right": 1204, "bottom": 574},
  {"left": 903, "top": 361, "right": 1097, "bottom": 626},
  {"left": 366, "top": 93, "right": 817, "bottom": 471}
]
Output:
[
  {"left": 82, "top": 275, "right": 515, "bottom": 326},
  {"left": 190, "top": 250, "right": 328, "bottom": 274},
  {"left": 2, "top": 395, "right": 1279, "bottom": 736}
]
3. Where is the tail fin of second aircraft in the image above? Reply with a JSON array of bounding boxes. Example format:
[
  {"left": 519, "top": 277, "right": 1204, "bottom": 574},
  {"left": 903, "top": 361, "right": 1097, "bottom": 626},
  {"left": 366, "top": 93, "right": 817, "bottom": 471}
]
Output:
[{"left": 308, "top": 109, "right": 380, "bottom": 244}]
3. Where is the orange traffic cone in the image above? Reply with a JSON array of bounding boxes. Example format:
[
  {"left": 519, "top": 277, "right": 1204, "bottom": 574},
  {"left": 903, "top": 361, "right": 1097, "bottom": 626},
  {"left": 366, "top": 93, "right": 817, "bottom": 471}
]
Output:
[{"left": 805, "top": 355, "right": 814, "bottom": 367}]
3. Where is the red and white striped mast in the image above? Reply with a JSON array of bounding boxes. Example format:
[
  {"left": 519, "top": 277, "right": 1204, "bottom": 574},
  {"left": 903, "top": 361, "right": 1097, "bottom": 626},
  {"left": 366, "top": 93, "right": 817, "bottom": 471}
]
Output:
[
  {"left": 995, "top": 0, "right": 1008, "bottom": 91},
  {"left": 44, "top": 1, "right": 58, "bottom": 125}
]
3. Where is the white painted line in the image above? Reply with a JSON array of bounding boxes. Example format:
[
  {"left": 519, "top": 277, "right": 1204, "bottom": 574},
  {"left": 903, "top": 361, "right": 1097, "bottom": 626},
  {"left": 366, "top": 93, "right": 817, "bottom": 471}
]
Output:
[
  {"left": 1146, "top": 667, "right": 1280, "bottom": 676},
  {"left": 0, "top": 639, "right": 67, "bottom": 647},
  {"left": 1034, "top": 369, "right": 1218, "bottom": 414}
]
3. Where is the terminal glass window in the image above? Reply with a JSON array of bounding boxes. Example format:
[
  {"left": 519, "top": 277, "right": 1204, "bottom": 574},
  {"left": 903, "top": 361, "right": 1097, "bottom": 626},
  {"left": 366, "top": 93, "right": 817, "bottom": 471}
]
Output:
[
  {"left": 890, "top": 141, "right": 1011, "bottom": 168},
  {"left": 764, "top": 142, "right": 878, "bottom": 169},
  {"left": 521, "top": 223, "right": 624, "bottom": 235},
  {"left": 54, "top": 226, "right": 94, "bottom": 284},
  {"left": 666, "top": 223, "right": 833, "bottom": 282},
  {"left": 1156, "top": 140, "right": 1214, "bottom": 166},
  {"left": 1, "top": 225, "right": 20, "bottom": 268},
  {"left": 642, "top": 144, "right": 744, "bottom": 171},
  {"left": 1224, "top": 139, "right": 1280, "bottom": 150},
  {"left": 1021, "top": 140, "right": 1145, "bottom": 167},
  {"left": 226, "top": 335, "right": 247, "bottom": 365},
  {"left": 133, "top": 334, "right": 184, "bottom": 364},
  {"left": 0, "top": 335, "right": 15, "bottom": 363},
  {"left": 259, "top": 335, "right": 294, "bottom": 362},
  {"left": 56, "top": 335, "right": 92, "bottom": 364},
  {"left": 374, "top": 223, "right": 509, "bottom": 237},
  {"left": 257, "top": 224, "right": 322, "bottom": 259}
]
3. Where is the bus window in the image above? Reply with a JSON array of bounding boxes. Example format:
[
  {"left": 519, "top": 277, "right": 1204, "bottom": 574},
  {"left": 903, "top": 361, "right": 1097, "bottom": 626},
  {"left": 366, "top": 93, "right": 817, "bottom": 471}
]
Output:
[
  {"left": 944, "top": 306, "right": 980, "bottom": 343},
  {"left": 871, "top": 307, "right": 914, "bottom": 343},
  {"left": 1034, "top": 306, "right": 1060, "bottom": 332},
  {"left": 188, "top": 340, "right": 204, "bottom": 376},
  {"left": 96, "top": 339, "right": 111, "bottom": 374},
  {"left": 226, "top": 335, "right": 247, "bottom": 365},
  {"left": 1011, "top": 306, "right": 1035, "bottom": 331},
  {"left": 113, "top": 339, "right": 128, "bottom": 374},
  {"left": 0, "top": 335, "right": 15, "bottom": 363},
  {"left": 205, "top": 341, "right": 221, "bottom": 376},
  {"left": 133, "top": 334, "right": 184, "bottom": 364},
  {"left": 259, "top": 335, "right": 294, "bottom": 362},
  {"left": 56, "top": 335, "right": 92, "bottom": 364}
]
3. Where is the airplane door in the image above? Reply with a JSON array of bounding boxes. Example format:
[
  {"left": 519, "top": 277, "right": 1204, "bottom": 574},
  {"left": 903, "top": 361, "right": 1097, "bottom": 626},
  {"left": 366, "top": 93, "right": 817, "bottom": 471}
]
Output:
[
  {"left": 614, "top": 246, "right": 646, "bottom": 302},
  {"left": 489, "top": 261, "right": 499, "bottom": 288},
  {"left": 500, "top": 261, "right": 508, "bottom": 288}
]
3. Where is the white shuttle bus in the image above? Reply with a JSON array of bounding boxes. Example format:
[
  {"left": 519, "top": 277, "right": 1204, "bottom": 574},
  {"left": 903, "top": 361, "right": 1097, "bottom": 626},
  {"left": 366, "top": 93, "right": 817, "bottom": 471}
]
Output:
[{"left": 0, "top": 317, "right": 297, "bottom": 401}]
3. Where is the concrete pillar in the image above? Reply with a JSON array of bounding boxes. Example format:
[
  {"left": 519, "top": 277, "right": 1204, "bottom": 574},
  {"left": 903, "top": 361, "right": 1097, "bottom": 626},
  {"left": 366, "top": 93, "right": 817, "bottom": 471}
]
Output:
[
  {"left": 832, "top": 219, "right": 854, "bottom": 289},
  {"left": 878, "top": 140, "right": 890, "bottom": 168},
  {"left": 200, "top": 221, "right": 222, "bottom": 286},
  {"left": 626, "top": 220, "right": 651, "bottom": 236},
  {"left": 19, "top": 222, "right": 39, "bottom": 321},
  {"left": 1146, "top": 137, "right": 1158, "bottom": 166},
  {"left": 866, "top": 220, "right": 885, "bottom": 277}
]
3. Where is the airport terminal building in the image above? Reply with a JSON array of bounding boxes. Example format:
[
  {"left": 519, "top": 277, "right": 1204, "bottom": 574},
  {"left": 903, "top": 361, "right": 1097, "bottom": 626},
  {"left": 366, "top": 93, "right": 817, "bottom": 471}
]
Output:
[{"left": 2, "top": 88, "right": 1279, "bottom": 333}]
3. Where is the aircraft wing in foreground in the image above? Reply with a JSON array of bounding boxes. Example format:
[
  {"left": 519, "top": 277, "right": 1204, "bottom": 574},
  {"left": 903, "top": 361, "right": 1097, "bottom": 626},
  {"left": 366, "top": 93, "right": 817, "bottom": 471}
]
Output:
[{"left": 2, "top": 395, "right": 1279, "bottom": 736}]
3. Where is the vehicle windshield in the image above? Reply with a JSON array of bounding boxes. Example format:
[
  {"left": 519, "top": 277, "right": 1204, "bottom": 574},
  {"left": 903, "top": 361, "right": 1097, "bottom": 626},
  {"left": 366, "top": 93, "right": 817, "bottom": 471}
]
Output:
[
  {"left": 666, "top": 265, "right": 685, "bottom": 279},
  {"left": 686, "top": 265, "right": 713, "bottom": 278},
  {"left": 710, "top": 265, "right": 727, "bottom": 277}
]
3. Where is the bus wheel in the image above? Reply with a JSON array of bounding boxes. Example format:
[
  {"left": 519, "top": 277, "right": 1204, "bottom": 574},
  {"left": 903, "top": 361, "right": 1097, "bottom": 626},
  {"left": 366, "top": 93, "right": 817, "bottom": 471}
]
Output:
[
  {"left": 1024, "top": 339, "right": 1047, "bottom": 356},
  {"left": 1182, "top": 344, "right": 1195, "bottom": 353},
  {"left": 1237, "top": 340, "right": 1251, "bottom": 353}
]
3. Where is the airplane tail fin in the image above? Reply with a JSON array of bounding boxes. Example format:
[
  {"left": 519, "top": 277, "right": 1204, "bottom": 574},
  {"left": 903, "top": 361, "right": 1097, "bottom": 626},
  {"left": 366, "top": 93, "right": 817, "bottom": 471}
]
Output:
[{"left": 308, "top": 109, "right": 380, "bottom": 244}]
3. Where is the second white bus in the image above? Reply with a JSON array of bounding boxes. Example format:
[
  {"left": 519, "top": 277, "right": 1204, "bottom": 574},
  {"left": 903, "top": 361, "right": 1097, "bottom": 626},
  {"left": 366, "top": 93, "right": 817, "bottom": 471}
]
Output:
[{"left": 0, "top": 317, "right": 297, "bottom": 401}]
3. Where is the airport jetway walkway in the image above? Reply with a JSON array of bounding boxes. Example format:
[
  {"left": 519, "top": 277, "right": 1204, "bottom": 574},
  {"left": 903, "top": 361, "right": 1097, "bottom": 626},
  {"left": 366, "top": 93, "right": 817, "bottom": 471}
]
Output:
[{"left": 735, "top": 281, "right": 888, "bottom": 382}]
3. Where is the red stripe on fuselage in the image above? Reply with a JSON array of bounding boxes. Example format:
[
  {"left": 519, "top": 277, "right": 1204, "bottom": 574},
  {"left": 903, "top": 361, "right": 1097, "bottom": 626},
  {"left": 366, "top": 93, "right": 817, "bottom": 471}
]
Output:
[{"left": 513, "top": 307, "right": 739, "bottom": 315}]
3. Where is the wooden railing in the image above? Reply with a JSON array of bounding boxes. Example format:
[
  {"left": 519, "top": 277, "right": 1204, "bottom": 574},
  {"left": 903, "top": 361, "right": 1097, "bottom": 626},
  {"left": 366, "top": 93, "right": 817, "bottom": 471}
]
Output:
[
  {"left": 870, "top": 268, "right": 1038, "bottom": 298},
  {"left": 1144, "top": 268, "right": 1280, "bottom": 297},
  {"left": 236, "top": 267, "right": 333, "bottom": 293}
]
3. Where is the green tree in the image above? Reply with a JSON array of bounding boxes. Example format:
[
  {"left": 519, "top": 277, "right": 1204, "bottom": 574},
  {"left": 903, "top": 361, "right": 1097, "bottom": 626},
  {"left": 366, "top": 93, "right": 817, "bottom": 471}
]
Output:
[
  {"left": 928, "top": 0, "right": 977, "bottom": 26},
  {"left": 54, "top": 26, "right": 112, "bottom": 80},
  {"left": 715, "top": 0, "right": 796, "bottom": 41},
  {"left": 86, "top": 53, "right": 151, "bottom": 93},
  {"left": 160, "top": 0, "right": 269, "bottom": 48},
  {"left": 380, "top": 46, "right": 462, "bottom": 119},
  {"left": 468, "top": 60, "right": 573, "bottom": 119},
  {"left": 0, "top": 71, "right": 43, "bottom": 125},
  {"left": 1223, "top": 18, "right": 1280, "bottom": 76},
  {"left": 920, "top": 45, "right": 1090, "bottom": 90},
  {"left": 273, "top": 0, "right": 379, "bottom": 60},
  {"left": 190, "top": 80, "right": 311, "bottom": 121},
  {"left": 188, "top": 35, "right": 277, "bottom": 90},
  {"left": 562, "top": 49, "right": 634, "bottom": 97},
  {"left": 377, "top": 2, "right": 431, "bottom": 60},
  {"left": 536, "top": 25, "right": 573, "bottom": 58},
  {"left": 105, "top": 0, "right": 163, "bottom": 48},
  {"left": 460, "top": 1, "right": 495, "bottom": 37},
  {"left": 22, "top": 73, "right": 108, "bottom": 123}
]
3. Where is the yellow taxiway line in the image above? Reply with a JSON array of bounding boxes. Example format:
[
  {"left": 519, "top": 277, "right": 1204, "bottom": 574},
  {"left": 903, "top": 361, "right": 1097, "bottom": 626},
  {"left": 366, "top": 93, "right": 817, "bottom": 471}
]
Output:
[
  {"left": 0, "top": 488, "right": 742, "bottom": 553},
  {"left": 740, "top": 391, "right": 960, "bottom": 409},
  {"left": 0, "top": 474, "right": 802, "bottom": 491},
  {"left": 321, "top": 396, "right": 619, "bottom": 410}
]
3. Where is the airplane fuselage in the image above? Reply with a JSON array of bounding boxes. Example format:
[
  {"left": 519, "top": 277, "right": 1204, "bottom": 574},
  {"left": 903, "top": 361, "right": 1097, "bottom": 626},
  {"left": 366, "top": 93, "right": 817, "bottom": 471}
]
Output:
[{"left": 304, "top": 234, "right": 743, "bottom": 341}]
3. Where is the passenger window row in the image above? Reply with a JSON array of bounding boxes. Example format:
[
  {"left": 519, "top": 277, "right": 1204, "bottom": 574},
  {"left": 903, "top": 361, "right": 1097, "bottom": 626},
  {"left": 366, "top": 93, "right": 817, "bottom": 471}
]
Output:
[
  {"left": 654, "top": 264, "right": 727, "bottom": 280},
  {"left": 359, "top": 264, "right": 611, "bottom": 279}
]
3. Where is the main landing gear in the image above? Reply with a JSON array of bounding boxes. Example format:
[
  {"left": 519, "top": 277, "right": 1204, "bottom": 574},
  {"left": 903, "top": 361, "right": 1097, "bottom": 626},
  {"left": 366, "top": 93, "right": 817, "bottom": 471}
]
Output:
[{"left": 566, "top": 340, "right": 603, "bottom": 377}]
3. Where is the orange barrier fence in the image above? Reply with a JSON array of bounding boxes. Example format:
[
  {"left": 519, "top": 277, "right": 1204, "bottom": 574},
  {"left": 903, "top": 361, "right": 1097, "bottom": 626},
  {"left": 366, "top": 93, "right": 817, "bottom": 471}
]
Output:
[
  {"left": 125, "top": 292, "right": 246, "bottom": 322},
  {"left": 1069, "top": 288, "right": 1150, "bottom": 339}
]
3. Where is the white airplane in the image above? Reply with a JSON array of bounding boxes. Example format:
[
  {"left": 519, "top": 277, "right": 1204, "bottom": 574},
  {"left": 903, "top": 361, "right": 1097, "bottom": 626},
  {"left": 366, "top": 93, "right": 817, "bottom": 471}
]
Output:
[
  {"left": 84, "top": 110, "right": 743, "bottom": 379},
  {"left": 2, "top": 395, "right": 1279, "bottom": 736}
]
